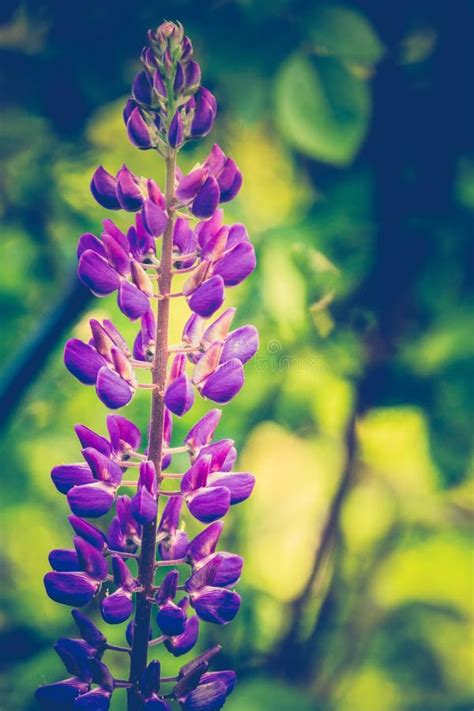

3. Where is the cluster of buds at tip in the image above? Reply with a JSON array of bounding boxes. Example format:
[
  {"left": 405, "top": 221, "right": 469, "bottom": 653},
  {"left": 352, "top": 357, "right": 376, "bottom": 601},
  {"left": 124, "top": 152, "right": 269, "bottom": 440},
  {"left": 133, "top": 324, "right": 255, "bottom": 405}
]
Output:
[
  {"left": 37, "top": 20, "right": 256, "bottom": 711},
  {"left": 124, "top": 20, "right": 216, "bottom": 154}
]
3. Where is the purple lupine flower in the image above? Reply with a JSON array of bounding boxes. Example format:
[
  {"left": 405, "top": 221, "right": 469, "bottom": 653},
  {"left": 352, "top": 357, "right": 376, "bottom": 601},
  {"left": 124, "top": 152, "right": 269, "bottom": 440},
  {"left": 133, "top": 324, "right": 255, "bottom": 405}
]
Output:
[
  {"left": 38, "top": 21, "right": 258, "bottom": 710},
  {"left": 176, "top": 145, "right": 242, "bottom": 217},
  {"left": 130, "top": 461, "right": 158, "bottom": 524},
  {"left": 157, "top": 496, "right": 190, "bottom": 561},
  {"left": 155, "top": 570, "right": 187, "bottom": 636},
  {"left": 101, "top": 556, "right": 137, "bottom": 624},
  {"left": 165, "top": 354, "right": 194, "bottom": 416}
]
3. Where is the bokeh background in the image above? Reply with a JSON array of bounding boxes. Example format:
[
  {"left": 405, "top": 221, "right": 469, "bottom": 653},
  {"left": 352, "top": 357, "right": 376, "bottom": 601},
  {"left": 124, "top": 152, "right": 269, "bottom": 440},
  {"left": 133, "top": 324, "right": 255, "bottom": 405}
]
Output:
[{"left": 0, "top": 1, "right": 473, "bottom": 709}]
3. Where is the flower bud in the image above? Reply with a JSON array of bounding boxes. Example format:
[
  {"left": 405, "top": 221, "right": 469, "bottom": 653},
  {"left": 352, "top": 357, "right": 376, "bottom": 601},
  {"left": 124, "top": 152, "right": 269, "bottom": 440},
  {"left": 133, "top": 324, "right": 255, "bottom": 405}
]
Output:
[
  {"left": 132, "top": 71, "right": 153, "bottom": 105},
  {"left": 116, "top": 165, "right": 146, "bottom": 211},
  {"left": 90, "top": 166, "right": 120, "bottom": 210},
  {"left": 169, "top": 110, "right": 184, "bottom": 148},
  {"left": 127, "top": 107, "right": 154, "bottom": 150}
]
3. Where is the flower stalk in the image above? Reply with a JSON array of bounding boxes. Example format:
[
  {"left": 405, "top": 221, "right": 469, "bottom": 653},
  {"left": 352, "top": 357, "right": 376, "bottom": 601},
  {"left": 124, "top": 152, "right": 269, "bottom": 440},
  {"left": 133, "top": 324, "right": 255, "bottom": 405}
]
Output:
[
  {"left": 36, "top": 20, "right": 257, "bottom": 711},
  {"left": 128, "top": 150, "right": 176, "bottom": 709}
]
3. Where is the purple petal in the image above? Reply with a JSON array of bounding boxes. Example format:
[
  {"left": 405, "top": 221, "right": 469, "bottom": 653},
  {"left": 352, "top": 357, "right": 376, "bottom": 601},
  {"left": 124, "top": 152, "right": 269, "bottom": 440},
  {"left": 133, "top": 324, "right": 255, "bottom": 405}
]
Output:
[
  {"left": 185, "top": 60, "right": 202, "bottom": 89},
  {"left": 74, "top": 425, "right": 111, "bottom": 457},
  {"left": 170, "top": 352, "right": 186, "bottom": 380},
  {"left": 67, "top": 482, "right": 116, "bottom": 518},
  {"left": 107, "top": 415, "right": 141, "bottom": 454},
  {"left": 54, "top": 637, "right": 96, "bottom": 680},
  {"left": 173, "top": 217, "right": 197, "bottom": 265},
  {"left": 200, "top": 359, "right": 244, "bottom": 404},
  {"left": 101, "top": 232, "right": 131, "bottom": 275},
  {"left": 90, "top": 166, "right": 120, "bottom": 210},
  {"left": 213, "top": 241, "right": 256, "bottom": 286},
  {"left": 195, "top": 209, "right": 224, "bottom": 251},
  {"left": 187, "top": 486, "right": 231, "bottom": 524},
  {"left": 156, "top": 601, "right": 187, "bottom": 636},
  {"left": 181, "top": 456, "right": 211, "bottom": 493},
  {"left": 156, "top": 569, "right": 179, "bottom": 602},
  {"left": 176, "top": 167, "right": 207, "bottom": 202},
  {"left": 78, "top": 250, "right": 121, "bottom": 295},
  {"left": 159, "top": 530, "right": 189, "bottom": 561},
  {"left": 201, "top": 308, "right": 236, "bottom": 348},
  {"left": 35, "top": 678, "right": 89, "bottom": 708},
  {"left": 101, "top": 589, "right": 133, "bottom": 624},
  {"left": 191, "top": 176, "right": 220, "bottom": 218},
  {"left": 132, "top": 70, "right": 152, "bottom": 104},
  {"left": 48, "top": 549, "right": 80, "bottom": 572},
  {"left": 153, "top": 70, "right": 167, "bottom": 98},
  {"left": 169, "top": 110, "right": 184, "bottom": 148},
  {"left": 181, "top": 681, "right": 228, "bottom": 711},
  {"left": 81, "top": 447, "right": 122, "bottom": 485},
  {"left": 225, "top": 223, "right": 249, "bottom": 251},
  {"left": 71, "top": 609, "right": 107, "bottom": 648},
  {"left": 74, "top": 688, "right": 111, "bottom": 710},
  {"left": 164, "top": 615, "right": 199, "bottom": 657},
  {"left": 191, "top": 586, "right": 240, "bottom": 624},
  {"left": 131, "top": 261, "right": 154, "bottom": 296},
  {"left": 158, "top": 496, "right": 183, "bottom": 535},
  {"left": 207, "top": 472, "right": 255, "bottom": 505},
  {"left": 96, "top": 367, "right": 134, "bottom": 409},
  {"left": 200, "top": 671, "right": 236, "bottom": 697},
  {"left": 191, "top": 90, "right": 216, "bottom": 139},
  {"left": 142, "top": 199, "right": 168, "bottom": 236},
  {"left": 118, "top": 281, "right": 150, "bottom": 320},
  {"left": 73, "top": 537, "right": 108, "bottom": 580},
  {"left": 204, "top": 144, "right": 226, "bottom": 174},
  {"left": 116, "top": 165, "right": 145, "bottom": 212},
  {"left": 44, "top": 571, "right": 99, "bottom": 607},
  {"left": 77, "top": 232, "right": 106, "bottom": 259},
  {"left": 174, "top": 62, "right": 185, "bottom": 93},
  {"left": 130, "top": 486, "right": 157, "bottom": 525},
  {"left": 138, "top": 461, "right": 156, "bottom": 493},
  {"left": 205, "top": 553, "right": 243, "bottom": 587},
  {"left": 102, "top": 218, "right": 130, "bottom": 252},
  {"left": 164, "top": 374, "right": 195, "bottom": 417},
  {"left": 51, "top": 463, "right": 94, "bottom": 494},
  {"left": 185, "top": 553, "right": 242, "bottom": 590},
  {"left": 124, "top": 98, "right": 138, "bottom": 124},
  {"left": 186, "top": 521, "right": 224, "bottom": 563},
  {"left": 222, "top": 325, "right": 259, "bottom": 364},
  {"left": 216, "top": 158, "right": 237, "bottom": 194},
  {"left": 127, "top": 107, "right": 153, "bottom": 149},
  {"left": 220, "top": 169, "right": 242, "bottom": 203},
  {"left": 185, "top": 409, "right": 222, "bottom": 451},
  {"left": 140, "top": 659, "right": 161, "bottom": 699},
  {"left": 102, "top": 318, "right": 131, "bottom": 355},
  {"left": 68, "top": 515, "right": 107, "bottom": 551},
  {"left": 199, "top": 439, "right": 236, "bottom": 472},
  {"left": 188, "top": 276, "right": 225, "bottom": 318},
  {"left": 64, "top": 339, "right": 107, "bottom": 385}
]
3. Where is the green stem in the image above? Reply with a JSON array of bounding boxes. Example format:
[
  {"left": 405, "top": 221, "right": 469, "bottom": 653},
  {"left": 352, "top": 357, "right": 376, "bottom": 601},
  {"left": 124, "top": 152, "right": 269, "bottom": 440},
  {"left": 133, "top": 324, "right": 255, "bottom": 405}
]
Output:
[{"left": 127, "top": 149, "right": 177, "bottom": 710}]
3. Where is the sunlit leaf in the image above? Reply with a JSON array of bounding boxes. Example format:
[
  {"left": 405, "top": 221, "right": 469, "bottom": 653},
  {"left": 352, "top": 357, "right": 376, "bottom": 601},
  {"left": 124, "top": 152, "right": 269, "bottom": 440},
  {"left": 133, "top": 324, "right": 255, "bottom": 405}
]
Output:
[
  {"left": 275, "top": 53, "right": 371, "bottom": 165},
  {"left": 306, "top": 4, "right": 384, "bottom": 68}
]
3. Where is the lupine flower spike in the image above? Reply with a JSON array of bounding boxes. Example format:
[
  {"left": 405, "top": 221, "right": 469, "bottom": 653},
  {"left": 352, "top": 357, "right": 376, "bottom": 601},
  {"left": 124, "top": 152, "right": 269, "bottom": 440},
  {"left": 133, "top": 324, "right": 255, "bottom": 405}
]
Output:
[{"left": 36, "top": 20, "right": 257, "bottom": 711}]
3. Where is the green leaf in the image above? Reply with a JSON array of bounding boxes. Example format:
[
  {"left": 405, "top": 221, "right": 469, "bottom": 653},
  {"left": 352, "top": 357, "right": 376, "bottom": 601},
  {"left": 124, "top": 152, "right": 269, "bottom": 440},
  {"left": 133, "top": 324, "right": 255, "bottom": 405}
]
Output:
[
  {"left": 274, "top": 53, "right": 371, "bottom": 165},
  {"left": 307, "top": 3, "right": 384, "bottom": 68}
]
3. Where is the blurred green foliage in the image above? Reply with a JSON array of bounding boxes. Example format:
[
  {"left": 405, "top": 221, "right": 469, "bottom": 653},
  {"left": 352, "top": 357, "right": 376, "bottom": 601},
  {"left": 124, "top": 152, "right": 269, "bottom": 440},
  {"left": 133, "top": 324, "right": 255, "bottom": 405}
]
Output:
[{"left": 0, "top": 1, "right": 472, "bottom": 710}]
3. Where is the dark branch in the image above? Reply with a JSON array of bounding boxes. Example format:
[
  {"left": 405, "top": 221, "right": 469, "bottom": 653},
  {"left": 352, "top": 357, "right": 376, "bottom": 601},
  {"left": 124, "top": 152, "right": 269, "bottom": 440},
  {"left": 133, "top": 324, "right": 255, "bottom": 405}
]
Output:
[{"left": 0, "top": 274, "right": 91, "bottom": 432}]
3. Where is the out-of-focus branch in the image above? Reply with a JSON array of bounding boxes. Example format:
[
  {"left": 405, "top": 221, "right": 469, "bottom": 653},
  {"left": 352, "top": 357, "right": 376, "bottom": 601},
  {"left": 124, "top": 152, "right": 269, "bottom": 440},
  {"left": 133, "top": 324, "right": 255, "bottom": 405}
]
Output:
[
  {"left": 0, "top": 274, "right": 91, "bottom": 432},
  {"left": 272, "top": 401, "right": 359, "bottom": 670}
]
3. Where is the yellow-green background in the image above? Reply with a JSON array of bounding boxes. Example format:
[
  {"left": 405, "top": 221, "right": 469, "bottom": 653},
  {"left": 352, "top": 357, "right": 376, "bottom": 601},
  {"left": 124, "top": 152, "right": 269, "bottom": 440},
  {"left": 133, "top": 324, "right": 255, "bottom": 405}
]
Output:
[{"left": 0, "top": 1, "right": 472, "bottom": 709}]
